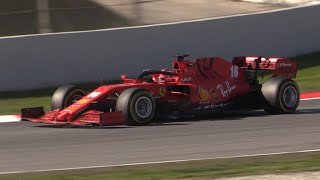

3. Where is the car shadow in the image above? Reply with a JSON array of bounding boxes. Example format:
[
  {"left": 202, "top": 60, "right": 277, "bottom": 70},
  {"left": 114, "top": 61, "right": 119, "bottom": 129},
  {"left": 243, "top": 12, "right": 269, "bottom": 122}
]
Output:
[
  {"left": 35, "top": 122, "right": 190, "bottom": 129},
  {"left": 296, "top": 108, "right": 320, "bottom": 114},
  {"left": 157, "top": 108, "right": 320, "bottom": 124},
  {"left": 153, "top": 110, "right": 269, "bottom": 124},
  {"left": 35, "top": 124, "right": 133, "bottom": 129}
]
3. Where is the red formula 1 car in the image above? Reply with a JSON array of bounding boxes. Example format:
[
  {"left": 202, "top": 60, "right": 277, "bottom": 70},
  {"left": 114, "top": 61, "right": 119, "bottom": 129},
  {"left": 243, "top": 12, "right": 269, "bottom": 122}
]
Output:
[{"left": 22, "top": 54, "right": 299, "bottom": 126}]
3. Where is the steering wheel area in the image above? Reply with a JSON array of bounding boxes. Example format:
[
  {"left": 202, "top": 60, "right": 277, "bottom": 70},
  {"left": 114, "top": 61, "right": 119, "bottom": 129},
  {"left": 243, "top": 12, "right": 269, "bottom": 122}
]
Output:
[{"left": 138, "top": 70, "right": 177, "bottom": 83}]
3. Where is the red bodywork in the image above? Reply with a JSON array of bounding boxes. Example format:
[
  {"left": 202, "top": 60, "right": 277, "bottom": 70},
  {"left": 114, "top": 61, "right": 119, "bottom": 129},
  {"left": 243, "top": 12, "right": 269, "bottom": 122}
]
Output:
[{"left": 22, "top": 56, "right": 298, "bottom": 126}]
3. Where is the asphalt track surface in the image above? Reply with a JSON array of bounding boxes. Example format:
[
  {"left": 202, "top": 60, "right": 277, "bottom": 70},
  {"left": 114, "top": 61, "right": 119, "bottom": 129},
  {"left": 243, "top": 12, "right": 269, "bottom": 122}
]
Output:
[{"left": 0, "top": 99, "right": 320, "bottom": 173}]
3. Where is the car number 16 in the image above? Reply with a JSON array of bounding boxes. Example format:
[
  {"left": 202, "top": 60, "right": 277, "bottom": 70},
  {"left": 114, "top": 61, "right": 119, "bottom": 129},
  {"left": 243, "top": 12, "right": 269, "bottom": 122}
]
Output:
[{"left": 231, "top": 65, "right": 239, "bottom": 78}]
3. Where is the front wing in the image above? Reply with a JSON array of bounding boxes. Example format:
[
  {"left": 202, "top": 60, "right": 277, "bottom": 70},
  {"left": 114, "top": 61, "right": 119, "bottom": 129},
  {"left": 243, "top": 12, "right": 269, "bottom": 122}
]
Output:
[{"left": 21, "top": 107, "right": 124, "bottom": 126}]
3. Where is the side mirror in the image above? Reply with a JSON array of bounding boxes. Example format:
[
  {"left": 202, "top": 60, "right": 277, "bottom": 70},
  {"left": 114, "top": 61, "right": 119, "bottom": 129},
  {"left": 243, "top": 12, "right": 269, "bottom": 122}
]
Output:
[{"left": 121, "top": 75, "right": 128, "bottom": 80}]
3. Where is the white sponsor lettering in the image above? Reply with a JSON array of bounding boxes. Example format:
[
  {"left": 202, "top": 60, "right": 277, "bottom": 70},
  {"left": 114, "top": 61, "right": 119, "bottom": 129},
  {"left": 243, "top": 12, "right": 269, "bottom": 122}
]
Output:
[
  {"left": 180, "top": 77, "right": 192, "bottom": 82},
  {"left": 280, "top": 63, "right": 292, "bottom": 67},
  {"left": 217, "top": 81, "right": 236, "bottom": 98}
]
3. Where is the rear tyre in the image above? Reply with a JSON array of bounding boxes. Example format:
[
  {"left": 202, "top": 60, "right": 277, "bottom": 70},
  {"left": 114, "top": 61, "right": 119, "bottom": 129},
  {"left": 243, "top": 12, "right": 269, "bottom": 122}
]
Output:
[
  {"left": 262, "top": 77, "right": 299, "bottom": 114},
  {"left": 116, "top": 88, "right": 156, "bottom": 126},
  {"left": 51, "top": 85, "right": 86, "bottom": 110}
]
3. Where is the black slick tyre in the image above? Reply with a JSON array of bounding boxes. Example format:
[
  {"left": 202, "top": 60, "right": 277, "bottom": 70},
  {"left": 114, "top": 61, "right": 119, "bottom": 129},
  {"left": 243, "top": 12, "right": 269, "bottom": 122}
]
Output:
[
  {"left": 261, "top": 77, "right": 300, "bottom": 114},
  {"left": 51, "top": 85, "right": 86, "bottom": 110},
  {"left": 116, "top": 88, "right": 156, "bottom": 126}
]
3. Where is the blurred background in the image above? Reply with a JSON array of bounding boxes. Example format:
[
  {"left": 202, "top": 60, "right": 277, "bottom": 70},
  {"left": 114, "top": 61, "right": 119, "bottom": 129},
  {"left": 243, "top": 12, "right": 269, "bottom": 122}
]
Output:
[{"left": 0, "top": 0, "right": 284, "bottom": 37}]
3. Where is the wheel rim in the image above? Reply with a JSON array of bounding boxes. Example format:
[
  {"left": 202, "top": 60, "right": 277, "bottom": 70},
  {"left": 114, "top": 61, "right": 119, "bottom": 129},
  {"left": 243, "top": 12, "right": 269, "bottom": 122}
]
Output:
[
  {"left": 135, "top": 96, "right": 152, "bottom": 118},
  {"left": 283, "top": 86, "right": 298, "bottom": 108},
  {"left": 68, "top": 95, "right": 83, "bottom": 106}
]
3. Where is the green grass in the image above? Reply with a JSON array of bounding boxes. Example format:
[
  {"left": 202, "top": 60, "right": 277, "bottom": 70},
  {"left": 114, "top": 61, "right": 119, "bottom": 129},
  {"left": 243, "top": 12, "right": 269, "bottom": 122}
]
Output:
[
  {"left": 293, "top": 52, "right": 320, "bottom": 92},
  {"left": 1, "top": 151, "right": 320, "bottom": 180},
  {"left": 0, "top": 52, "right": 319, "bottom": 115},
  {"left": 0, "top": 97, "right": 50, "bottom": 115}
]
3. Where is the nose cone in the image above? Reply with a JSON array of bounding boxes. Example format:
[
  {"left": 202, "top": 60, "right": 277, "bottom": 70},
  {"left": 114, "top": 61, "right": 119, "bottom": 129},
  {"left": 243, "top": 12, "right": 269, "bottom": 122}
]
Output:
[{"left": 56, "top": 112, "right": 70, "bottom": 121}]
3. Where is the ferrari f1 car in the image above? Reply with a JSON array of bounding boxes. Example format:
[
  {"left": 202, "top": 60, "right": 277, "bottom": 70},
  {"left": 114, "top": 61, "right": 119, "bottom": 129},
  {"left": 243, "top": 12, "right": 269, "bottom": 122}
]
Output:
[{"left": 22, "top": 54, "right": 299, "bottom": 126}]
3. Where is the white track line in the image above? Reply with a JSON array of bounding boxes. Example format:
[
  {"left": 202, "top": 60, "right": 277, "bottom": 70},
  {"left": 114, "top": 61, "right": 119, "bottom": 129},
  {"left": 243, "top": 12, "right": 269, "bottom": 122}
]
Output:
[
  {"left": 0, "top": 148, "right": 320, "bottom": 175},
  {"left": 301, "top": 97, "right": 320, "bottom": 101},
  {"left": 0, "top": 115, "right": 20, "bottom": 123},
  {"left": 0, "top": 3, "right": 318, "bottom": 40}
]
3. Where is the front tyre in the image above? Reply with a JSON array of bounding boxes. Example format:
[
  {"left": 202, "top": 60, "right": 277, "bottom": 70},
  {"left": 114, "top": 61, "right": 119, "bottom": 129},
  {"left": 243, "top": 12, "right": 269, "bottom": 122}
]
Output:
[
  {"left": 51, "top": 85, "right": 86, "bottom": 110},
  {"left": 116, "top": 88, "right": 156, "bottom": 126},
  {"left": 262, "top": 77, "right": 300, "bottom": 114}
]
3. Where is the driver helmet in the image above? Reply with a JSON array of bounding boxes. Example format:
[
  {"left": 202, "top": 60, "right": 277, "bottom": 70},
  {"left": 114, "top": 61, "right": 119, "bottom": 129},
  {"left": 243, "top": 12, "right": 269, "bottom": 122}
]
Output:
[{"left": 158, "top": 74, "right": 167, "bottom": 82}]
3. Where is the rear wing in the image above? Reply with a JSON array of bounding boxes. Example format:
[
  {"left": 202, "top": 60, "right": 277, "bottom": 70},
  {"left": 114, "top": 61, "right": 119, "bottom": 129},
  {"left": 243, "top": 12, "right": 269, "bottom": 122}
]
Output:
[{"left": 233, "top": 56, "right": 298, "bottom": 79}]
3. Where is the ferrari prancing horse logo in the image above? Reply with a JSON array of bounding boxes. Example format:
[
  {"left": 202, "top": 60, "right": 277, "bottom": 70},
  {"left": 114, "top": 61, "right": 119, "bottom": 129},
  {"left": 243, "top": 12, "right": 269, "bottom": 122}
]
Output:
[
  {"left": 199, "top": 88, "right": 209, "bottom": 102},
  {"left": 159, "top": 87, "right": 166, "bottom": 97}
]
